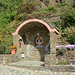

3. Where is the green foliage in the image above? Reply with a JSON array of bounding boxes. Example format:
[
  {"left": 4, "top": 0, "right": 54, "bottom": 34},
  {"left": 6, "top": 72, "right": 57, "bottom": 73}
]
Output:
[
  {"left": 73, "top": 1, "right": 75, "bottom": 7},
  {"left": 10, "top": 11, "right": 17, "bottom": 21},
  {"left": 53, "top": 21, "right": 62, "bottom": 30},
  {"left": 60, "top": 2, "right": 75, "bottom": 45},
  {"left": 0, "top": 45, "right": 10, "bottom": 54},
  {"left": 18, "top": 1, "right": 37, "bottom": 14},
  {"left": 0, "top": 0, "right": 22, "bottom": 54},
  {"left": 0, "top": 46, "right": 4, "bottom": 54},
  {"left": 58, "top": 2, "right": 69, "bottom": 7},
  {"left": 67, "top": 33, "right": 75, "bottom": 44},
  {"left": 61, "top": 2, "right": 69, "bottom": 6},
  {"left": 0, "top": 38, "right": 13, "bottom": 54},
  {"left": 56, "top": 62, "right": 68, "bottom": 65},
  {"left": 18, "top": 13, "right": 25, "bottom": 21},
  {"left": 61, "top": 5, "right": 75, "bottom": 28},
  {"left": 61, "top": 27, "right": 75, "bottom": 37},
  {"left": 5, "top": 50, "right": 11, "bottom": 54},
  {"left": 63, "top": 13, "right": 75, "bottom": 27},
  {"left": 45, "top": 6, "right": 57, "bottom": 12},
  {"left": 0, "top": 0, "right": 75, "bottom": 54}
]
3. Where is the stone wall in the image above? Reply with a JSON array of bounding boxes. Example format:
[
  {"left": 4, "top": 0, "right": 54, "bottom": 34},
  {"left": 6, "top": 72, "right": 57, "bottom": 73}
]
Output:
[
  {"left": 45, "top": 32, "right": 57, "bottom": 66},
  {"left": 57, "top": 51, "right": 75, "bottom": 64},
  {"left": 0, "top": 54, "right": 18, "bottom": 64},
  {"left": 23, "top": 65, "right": 75, "bottom": 72},
  {"left": 48, "top": 65, "right": 75, "bottom": 72}
]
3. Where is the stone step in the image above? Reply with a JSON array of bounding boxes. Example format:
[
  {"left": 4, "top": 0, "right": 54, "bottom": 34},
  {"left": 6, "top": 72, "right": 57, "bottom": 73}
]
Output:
[{"left": 8, "top": 60, "right": 45, "bottom": 67}]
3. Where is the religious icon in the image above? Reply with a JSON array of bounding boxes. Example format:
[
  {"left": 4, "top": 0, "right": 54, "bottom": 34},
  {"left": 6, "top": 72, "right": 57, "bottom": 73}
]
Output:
[
  {"left": 35, "top": 36, "right": 43, "bottom": 47},
  {"left": 19, "top": 39, "right": 22, "bottom": 48}
]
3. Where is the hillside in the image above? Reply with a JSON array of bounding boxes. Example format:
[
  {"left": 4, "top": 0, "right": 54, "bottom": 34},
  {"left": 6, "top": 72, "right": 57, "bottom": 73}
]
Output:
[{"left": 0, "top": 0, "right": 75, "bottom": 54}]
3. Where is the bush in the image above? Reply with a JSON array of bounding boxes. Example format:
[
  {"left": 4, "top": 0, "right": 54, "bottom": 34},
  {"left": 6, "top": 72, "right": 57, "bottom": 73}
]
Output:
[
  {"left": 73, "top": 1, "right": 75, "bottom": 7},
  {"left": 5, "top": 50, "right": 11, "bottom": 54},
  {"left": 0, "top": 46, "right": 5, "bottom": 54},
  {"left": 0, "top": 47, "right": 3, "bottom": 54},
  {"left": 53, "top": 21, "right": 62, "bottom": 31},
  {"left": 61, "top": 5, "right": 75, "bottom": 28},
  {"left": 67, "top": 33, "right": 75, "bottom": 44},
  {"left": 61, "top": 27, "right": 74, "bottom": 37},
  {"left": 10, "top": 11, "right": 17, "bottom": 21},
  {"left": 57, "top": 2, "right": 69, "bottom": 7},
  {"left": 61, "top": 2, "right": 69, "bottom": 6},
  {"left": 56, "top": 62, "right": 68, "bottom": 65},
  {"left": 63, "top": 13, "right": 75, "bottom": 27},
  {"left": 18, "top": 1, "right": 37, "bottom": 14},
  {"left": 0, "top": 37, "right": 13, "bottom": 54},
  {"left": 46, "top": 6, "right": 57, "bottom": 12}
]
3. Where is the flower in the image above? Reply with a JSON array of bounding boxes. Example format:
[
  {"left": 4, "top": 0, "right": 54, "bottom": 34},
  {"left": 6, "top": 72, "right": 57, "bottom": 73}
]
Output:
[
  {"left": 10, "top": 45, "right": 17, "bottom": 49},
  {"left": 56, "top": 45, "right": 75, "bottom": 50}
]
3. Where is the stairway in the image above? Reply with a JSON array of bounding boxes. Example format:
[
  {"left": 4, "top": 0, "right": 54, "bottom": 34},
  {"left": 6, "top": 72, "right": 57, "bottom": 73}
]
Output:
[
  {"left": 8, "top": 60, "right": 45, "bottom": 67},
  {"left": 7, "top": 60, "right": 47, "bottom": 71}
]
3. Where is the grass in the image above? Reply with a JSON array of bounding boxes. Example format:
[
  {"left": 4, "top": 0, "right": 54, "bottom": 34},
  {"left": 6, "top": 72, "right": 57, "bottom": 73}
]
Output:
[{"left": 56, "top": 62, "right": 68, "bottom": 65}]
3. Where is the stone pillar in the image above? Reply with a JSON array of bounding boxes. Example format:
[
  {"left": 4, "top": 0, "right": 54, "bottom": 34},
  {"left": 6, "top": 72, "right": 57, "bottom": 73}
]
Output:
[
  {"left": 13, "top": 35, "right": 24, "bottom": 51},
  {"left": 13, "top": 35, "right": 19, "bottom": 46},
  {"left": 45, "top": 32, "right": 57, "bottom": 66},
  {"left": 13, "top": 35, "right": 20, "bottom": 50}
]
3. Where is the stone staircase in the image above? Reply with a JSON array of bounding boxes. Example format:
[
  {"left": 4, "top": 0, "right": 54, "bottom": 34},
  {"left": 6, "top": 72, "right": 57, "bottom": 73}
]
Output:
[
  {"left": 7, "top": 60, "right": 75, "bottom": 72},
  {"left": 8, "top": 60, "right": 45, "bottom": 67},
  {"left": 7, "top": 60, "right": 48, "bottom": 71}
]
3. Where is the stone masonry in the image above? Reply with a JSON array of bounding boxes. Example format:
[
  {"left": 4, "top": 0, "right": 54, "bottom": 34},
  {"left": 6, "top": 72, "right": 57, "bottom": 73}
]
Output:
[{"left": 12, "top": 19, "right": 59, "bottom": 66}]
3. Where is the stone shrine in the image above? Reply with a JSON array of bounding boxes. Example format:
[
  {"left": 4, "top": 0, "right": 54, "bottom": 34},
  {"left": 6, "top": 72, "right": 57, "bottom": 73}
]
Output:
[{"left": 12, "top": 19, "right": 59, "bottom": 66}]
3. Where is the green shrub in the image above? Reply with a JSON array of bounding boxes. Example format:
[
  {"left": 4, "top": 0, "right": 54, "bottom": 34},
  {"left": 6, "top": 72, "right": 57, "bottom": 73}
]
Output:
[
  {"left": 18, "top": 1, "right": 37, "bottom": 14},
  {"left": 57, "top": 2, "right": 69, "bottom": 7},
  {"left": 10, "top": 11, "right": 17, "bottom": 21},
  {"left": 0, "top": 37, "right": 13, "bottom": 54},
  {"left": 63, "top": 13, "right": 75, "bottom": 27},
  {"left": 60, "top": 2, "right": 69, "bottom": 6},
  {"left": 61, "top": 6, "right": 75, "bottom": 28},
  {"left": 73, "top": 1, "right": 75, "bottom": 7},
  {"left": 57, "top": 62, "right": 68, "bottom": 65},
  {"left": 46, "top": 6, "right": 57, "bottom": 12},
  {"left": 53, "top": 21, "right": 62, "bottom": 31},
  {"left": 5, "top": 50, "right": 11, "bottom": 54},
  {"left": 0, "top": 46, "right": 5, "bottom": 54},
  {"left": 67, "top": 33, "right": 75, "bottom": 44},
  {"left": 17, "top": 13, "right": 25, "bottom": 21},
  {"left": 61, "top": 27, "right": 75, "bottom": 37},
  {"left": 0, "top": 47, "right": 3, "bottom": 54}
]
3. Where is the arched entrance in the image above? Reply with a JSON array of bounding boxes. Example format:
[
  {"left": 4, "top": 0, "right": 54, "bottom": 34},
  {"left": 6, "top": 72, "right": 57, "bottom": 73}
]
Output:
[{"left": 12, "top": 19, "right": 59, "bottom": 66}]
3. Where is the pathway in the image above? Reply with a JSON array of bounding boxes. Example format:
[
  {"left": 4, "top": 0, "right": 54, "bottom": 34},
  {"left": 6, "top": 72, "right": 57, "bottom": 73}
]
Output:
[{"left": 0, "top": 64, "right": 75, "bottom": 75}]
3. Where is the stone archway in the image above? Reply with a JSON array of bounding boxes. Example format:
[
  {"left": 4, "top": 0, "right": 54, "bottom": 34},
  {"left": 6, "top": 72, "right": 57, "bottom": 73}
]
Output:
[
  {"left": 12, "top": 19, "right": 59, "bottom": 35},
  {"left": 12, "top": 19, "right": 59, "bottom": 66}
]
